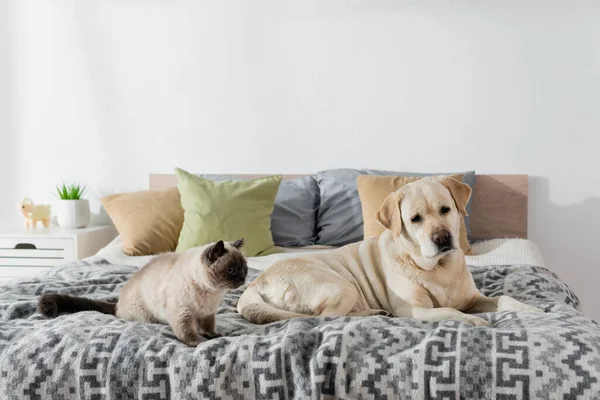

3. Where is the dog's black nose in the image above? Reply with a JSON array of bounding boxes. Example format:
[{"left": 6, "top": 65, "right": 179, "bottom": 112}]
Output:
[{"left": 432, "top": 230, "right": 452, "bottom": 250}]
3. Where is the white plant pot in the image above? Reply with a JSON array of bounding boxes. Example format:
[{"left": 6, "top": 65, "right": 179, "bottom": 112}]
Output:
[{"left": 56, "top": 199, "right": 90, "bottom": 229}]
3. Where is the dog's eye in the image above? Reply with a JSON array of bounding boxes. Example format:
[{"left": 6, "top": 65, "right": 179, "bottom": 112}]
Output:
[
  {"left": 227, "top": 266, "right": 235, "bottom": 274},
  {"left": 440, "top": 206, "right": 451, "bottom": 215},
  {"left": 411, "top": 214, "right": 421, "bottom": 223}
]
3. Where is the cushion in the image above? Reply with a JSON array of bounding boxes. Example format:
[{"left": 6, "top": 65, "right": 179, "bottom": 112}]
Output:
[
  {"left": 175, "top": 168, "right": 282, "bottom": 256},
  {"left": 101, "top": 187, "right": 184, "bottom": 256},
  {"left": 315, "top": 169, "right": 475, "bottom": 246},
  {"left": 203, "top": 175, "right": 319, "bottom": 247},
  {"left": 270, "top": 176, "right": 320, "bottom": 247},
  {"left": 357, "top": 174, "right": 471, "bottom": 254}
]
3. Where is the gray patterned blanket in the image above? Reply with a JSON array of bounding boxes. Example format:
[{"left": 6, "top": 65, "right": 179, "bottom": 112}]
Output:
[{"left": 0, "top": 258, "right": 598, "bottom": 400}]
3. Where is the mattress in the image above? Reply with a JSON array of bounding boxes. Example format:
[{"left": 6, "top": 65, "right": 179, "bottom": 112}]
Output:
[{"left": 0, "top": 239, "right": 598, "bottom": 399}]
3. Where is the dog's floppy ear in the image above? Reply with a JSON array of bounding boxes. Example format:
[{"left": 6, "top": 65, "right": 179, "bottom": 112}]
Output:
[
  {"left": 440, "top": 176, "right": 472, "bottom": 216},
  {"left": 376, "top": 191, "right": 403, "bottom": 237}
]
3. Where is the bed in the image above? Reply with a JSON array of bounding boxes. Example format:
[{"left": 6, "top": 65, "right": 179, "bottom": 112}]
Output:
[{"left": 0, "top": 174, "right": 598, "bottom": 399}]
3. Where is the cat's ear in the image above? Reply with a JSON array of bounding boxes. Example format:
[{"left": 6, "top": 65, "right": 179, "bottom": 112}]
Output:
[
  {"left": 231, "top": 237, "right": 244, "bottom": 249},
  {"left": 206, "top": 240, "right": 226, "bottom": 262}
]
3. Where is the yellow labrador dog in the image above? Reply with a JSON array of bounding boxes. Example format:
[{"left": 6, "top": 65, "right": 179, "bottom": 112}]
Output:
[{"left": 237, "top": 176, "right": 542, "bottom": 326}]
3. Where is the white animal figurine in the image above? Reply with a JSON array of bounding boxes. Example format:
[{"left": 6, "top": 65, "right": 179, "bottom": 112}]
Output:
[{"left": 18, "top": 198, "right": 51, "bottom": 229}]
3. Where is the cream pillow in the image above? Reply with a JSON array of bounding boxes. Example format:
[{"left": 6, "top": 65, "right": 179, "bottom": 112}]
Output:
[
  {"left": 101, "top": 187, "right": 184, "bottom": 256},
  {"left": 357, "top": 174, "right": 472, "bottom": 255}
]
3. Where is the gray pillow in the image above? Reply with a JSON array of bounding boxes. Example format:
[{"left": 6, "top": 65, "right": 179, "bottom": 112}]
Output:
[
  {"left": 270, "top": 176, "right": 319, "bottom": 247},
  {"left": 202, "top": 175, "right": 319, "bottom": 247},
  {"left": 315, "top": 169, "right": 476, "bottom": 246}
]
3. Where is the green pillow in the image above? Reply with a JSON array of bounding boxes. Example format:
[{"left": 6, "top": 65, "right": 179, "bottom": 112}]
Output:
[{"left": 175, "top": 168, "right": 282, "bottom": 256}]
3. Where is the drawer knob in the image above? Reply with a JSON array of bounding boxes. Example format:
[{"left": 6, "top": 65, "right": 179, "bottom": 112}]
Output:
[{"left": 14, "top": 243, "right": 37, "bottom": 250}]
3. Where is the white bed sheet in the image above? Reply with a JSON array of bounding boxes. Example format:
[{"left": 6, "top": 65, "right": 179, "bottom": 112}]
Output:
[{"left": 94, "top": 237, "right": 545, "bottom": 271}]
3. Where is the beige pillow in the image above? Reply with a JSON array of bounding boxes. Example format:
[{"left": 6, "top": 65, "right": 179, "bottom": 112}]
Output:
[
  {"left": 357, "top": 174, "right": 472, "bottom": 255},
  {"left": 101, "top": 187, "right": 184, "bottom": 256}
]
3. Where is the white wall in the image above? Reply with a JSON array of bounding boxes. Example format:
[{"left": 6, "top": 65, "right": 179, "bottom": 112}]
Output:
[
  {"left": 2, "top": 1, "right": 599, "bottom": 320},
  {"left": 0, "top": 1, "right": 15, "bottom": 226}
]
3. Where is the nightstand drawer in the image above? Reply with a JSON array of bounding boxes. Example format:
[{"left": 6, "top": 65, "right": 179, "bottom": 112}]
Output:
[{"left": 0, "top": 237, "right": 75, "bottom": 266}]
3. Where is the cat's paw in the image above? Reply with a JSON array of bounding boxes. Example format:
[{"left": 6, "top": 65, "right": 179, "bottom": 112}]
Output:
[
  {"left": 179, "top": 334, "right": 206, "bottom": 347},
  {"left": 203, "top": 331, "right": 222, "bottom": 340},
  {"left": 183, "top": 339, "right": 202, "bottom": 347}
]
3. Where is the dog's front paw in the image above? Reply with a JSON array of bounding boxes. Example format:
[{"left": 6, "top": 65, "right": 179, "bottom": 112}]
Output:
[
  {"left": 498, "top": 296, "right": 544, "bottom": 313},
  {"left": 516, "top": 304, "right": 544, "bottom": 313},
  {"left": 459, "top": 314, "right": 490, "bottom": 327}
]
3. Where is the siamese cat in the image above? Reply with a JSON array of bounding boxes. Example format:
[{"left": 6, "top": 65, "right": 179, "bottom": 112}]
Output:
[{"left": 38, "top": 238, "right": 248, "bottom": 347}]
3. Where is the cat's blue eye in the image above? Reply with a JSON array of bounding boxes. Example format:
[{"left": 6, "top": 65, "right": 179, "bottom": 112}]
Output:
[{"left": 227, "top": 266, "right": 235, "bottom": 274}]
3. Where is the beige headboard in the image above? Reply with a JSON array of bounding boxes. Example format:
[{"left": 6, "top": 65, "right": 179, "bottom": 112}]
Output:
[{"left": 150, "top": 174, "right": 528, "bottom": 240}]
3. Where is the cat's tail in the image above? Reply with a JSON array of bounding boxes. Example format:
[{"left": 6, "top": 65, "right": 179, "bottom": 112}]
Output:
[
  {"left": 38, "top": 293, "right": 117, "bottom": 318},
  {"left": 237, "top": 285, "right": 306, "bottom": 324}
]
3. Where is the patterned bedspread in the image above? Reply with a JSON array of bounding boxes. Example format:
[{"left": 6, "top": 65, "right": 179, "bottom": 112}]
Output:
[{"left": 0, "top": 258, "right": 598, "bottom": 400}]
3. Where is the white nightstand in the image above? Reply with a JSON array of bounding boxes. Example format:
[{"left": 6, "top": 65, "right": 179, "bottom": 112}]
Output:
[{"left": 0, "top": 225, "right": 118, "bottom": 282}]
